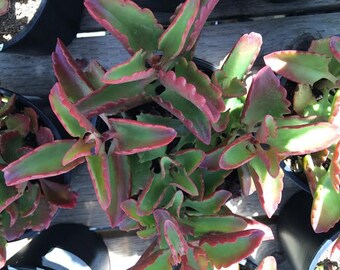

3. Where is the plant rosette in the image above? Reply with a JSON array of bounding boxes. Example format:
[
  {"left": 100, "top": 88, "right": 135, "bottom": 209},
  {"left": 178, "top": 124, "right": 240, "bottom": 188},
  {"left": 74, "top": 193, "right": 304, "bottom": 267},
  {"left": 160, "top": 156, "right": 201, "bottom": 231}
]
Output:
[
  {"left": 0, "top": 88, "right": 78, "bottom": 268},
  {"left": 3, "top": 0, "right": 340, "bottom": 268}
]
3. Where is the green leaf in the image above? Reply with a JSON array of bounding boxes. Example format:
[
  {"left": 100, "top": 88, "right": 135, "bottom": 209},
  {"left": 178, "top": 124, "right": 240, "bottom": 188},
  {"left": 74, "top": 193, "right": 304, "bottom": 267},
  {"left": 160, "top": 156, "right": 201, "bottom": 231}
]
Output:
[
  {"left": 83, "top": 60, "right": 106, "bottom": 89},
  {"left": 173, "top": 148, "right": 205, "bottom": 175},
  {"left": 121, "top": 199, "right": 155, "bottom": 227},
  {"left": 63, "top": 139, "right": 95, "bottom": 165},
  {"left": 170, "top": 166, "right": 199, "bottom": 196},
  {"left": 129, "top": 155, "right": 152, "bottom": 196},
  {"left": 130, "top": 249, "right": 172, "bottom": 270},
  {"left": 264, "top": 50, "right": 337, "bottom": 85},
  {"left": 267, "top": 123, "right": 340, "bottom": 156},
  {"left": 16, "top": 183, "right": 40, "bottom": 217},
  {"left": 0, "top": 130, "right": 24, "bottom": 163},
  {"left": 0, "top": 172, "right": 21, "bottom": 213},
  {"left": 109, "top": 118, "right": 176, "bottom": 155},
  {"left": 241, "top": 66, "right": 291, "bottom": 128},
  {"left": 3, "top": 140, "right": 83, "bottom": 185},
  {"left": 200, "top": 230, "right": 264, "bottom": 269},
  {"left": 203, "top": 170, "right": 230, "bottom": 197},
  {"left": 85, "top": 0, "right": 163, "bottom": 54},
  {"left": 165, "top": 191, "right": 184, "bottom": 217},
  {"left": 138, "top": 147, "right": 167, "bottom": 163},
  {"left": 0, "top": 235, "right": 6, "bottom": 269},
  {"left": 158, "top": 0, "right": 199, "bottom": 61},
  {"left": 330, "top": 36, "right": 340, "bottom": 63},
  {"left": 0, "top": 0, "right": 9, "bottom": 16},
  {"left": 5, "top": 114, "right": 30, "bottom": 137}
]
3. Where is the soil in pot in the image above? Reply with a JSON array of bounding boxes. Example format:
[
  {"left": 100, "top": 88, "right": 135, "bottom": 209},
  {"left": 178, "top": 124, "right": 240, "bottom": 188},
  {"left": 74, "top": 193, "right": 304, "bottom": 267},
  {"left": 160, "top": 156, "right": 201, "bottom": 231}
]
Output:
[{"left": 0, "top": 0, "right": 41, "bottom": 44}]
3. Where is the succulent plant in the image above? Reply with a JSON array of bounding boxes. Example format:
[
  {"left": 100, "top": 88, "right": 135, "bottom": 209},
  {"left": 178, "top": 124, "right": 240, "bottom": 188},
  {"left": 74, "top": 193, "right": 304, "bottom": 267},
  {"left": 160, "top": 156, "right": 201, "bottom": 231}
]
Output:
[
  {"left": 264, "top": 36, "right": 340, "bottom": 233},
  {"left": 0, "top": 0, "right": 9, "bottom": 16},
  {"left": 0, "top": 93, "right": 77, "bottom": 268},
  {"left": 2, "top": 0, "right": 340, "bottom": 268}
]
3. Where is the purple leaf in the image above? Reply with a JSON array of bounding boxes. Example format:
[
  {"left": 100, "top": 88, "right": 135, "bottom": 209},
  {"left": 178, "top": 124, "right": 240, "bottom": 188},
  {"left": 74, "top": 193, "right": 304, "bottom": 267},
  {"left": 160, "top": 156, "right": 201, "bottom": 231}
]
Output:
[
  {"left": 40, "top": 179, "right": 78, "bottom": 209},
  {"left": 52, "top": 39, "right": 93, "bottom": 102},
  {"left": 109, "top": 118, "right": 177, "bottom": 155},
  {"left": 36, "top": 126, "right": 54, "bottom": 146},
  {"left": 241, "top": 66, "right": 291, "bottom": 128},
  {"left": 23, "top": 107, "right": 38, "bottom": 134}
]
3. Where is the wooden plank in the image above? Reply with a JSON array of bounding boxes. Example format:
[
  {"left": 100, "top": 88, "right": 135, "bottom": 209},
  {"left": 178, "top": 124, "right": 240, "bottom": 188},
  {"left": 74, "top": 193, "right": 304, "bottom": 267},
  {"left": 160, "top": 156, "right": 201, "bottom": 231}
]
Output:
[
  {"left": 79, "top": 0, "right": 340, "bottom": 31},
  {"left": 2, "top": 12, "right": 340, "bottom": 96}
]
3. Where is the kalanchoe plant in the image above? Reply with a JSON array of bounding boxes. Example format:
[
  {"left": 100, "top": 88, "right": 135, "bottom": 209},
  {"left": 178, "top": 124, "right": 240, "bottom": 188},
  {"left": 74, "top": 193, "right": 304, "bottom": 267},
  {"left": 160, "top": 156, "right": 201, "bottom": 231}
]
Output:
[
  {"left": 264, "top": 36, "right": 340, "bottom": 233},
  {"left": 0, "top": 94, "right": 77, "bottom": 268},
  {"left": 0, "top": 0, "right": 9, "bottom": 16},
  {"left": 2, "top": 0, "right": 340, "bottom": 268}
]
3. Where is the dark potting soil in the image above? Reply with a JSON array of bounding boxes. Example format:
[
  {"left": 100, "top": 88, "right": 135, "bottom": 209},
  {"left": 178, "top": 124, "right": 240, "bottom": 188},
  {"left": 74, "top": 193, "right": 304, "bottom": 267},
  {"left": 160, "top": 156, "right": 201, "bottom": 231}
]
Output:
[{"left": 0, "top": 0, "right": 41, "bottom": 44}]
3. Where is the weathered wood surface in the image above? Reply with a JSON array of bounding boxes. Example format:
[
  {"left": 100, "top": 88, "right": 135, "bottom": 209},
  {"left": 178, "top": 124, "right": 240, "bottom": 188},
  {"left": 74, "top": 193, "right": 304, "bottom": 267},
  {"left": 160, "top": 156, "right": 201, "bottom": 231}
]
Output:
[{"left": 2, "top": 1, "right": 339, "bottom": 269}]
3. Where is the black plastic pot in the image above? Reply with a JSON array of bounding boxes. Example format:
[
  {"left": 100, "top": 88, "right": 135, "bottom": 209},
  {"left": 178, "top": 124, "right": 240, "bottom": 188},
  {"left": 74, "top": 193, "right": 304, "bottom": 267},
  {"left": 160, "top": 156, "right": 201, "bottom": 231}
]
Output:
[
  {"left": 1, "top": 0, "right": 84, "bottom": 55},
  {"left": 278, "top": 191, "right": 340, "bottom": 270}
]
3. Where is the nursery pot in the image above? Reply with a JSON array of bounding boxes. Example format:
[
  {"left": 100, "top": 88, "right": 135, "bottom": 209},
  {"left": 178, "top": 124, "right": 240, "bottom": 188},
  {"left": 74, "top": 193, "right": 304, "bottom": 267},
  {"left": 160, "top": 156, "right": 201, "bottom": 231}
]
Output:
[
  {"left": 278, "top": 191, "right": 340, "bottom": 270},
  {"left": 1, "top": 0, "right": 84, "bottom": 55}
]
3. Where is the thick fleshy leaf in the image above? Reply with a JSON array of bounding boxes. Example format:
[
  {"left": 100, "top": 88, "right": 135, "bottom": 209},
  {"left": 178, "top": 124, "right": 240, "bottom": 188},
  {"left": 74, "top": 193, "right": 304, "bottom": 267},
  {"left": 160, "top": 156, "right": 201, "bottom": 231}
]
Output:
[
  {"left": 248, "top": 158, "right": 283, "bottom": 218},
  {"left": 309, "top": 38, "right": 332, "bottom": 56},
  {"left": 16, "top": 183, "right": 40, "bottom": 217},
  {"left": 129, "top": 249, "right": 172, "bottom": 270},
  {"left": 181, "top": 247, "right": 213, "bottom": 270},
  {"left": 212, "top": 110, "right": 230, "bottom": 132},
  {"left": 50, "top": 83, "right": 96, "bottom": 138},
  {"left": 104, "top": 153, "right": 130, "bottom": 227},
  {"left": 3, "top": 140, "right": 83, "bottom": 185},
  {"left": 129, "top": 155, "right": 152, "bottom": 196},
  {"left": 138, "top": 147, "right": 166, "bottom": 163},
  {"left": 40, "top": 179, "right": 78, "bottom": 209},
  {"left": 159, "top": 70, "right": 219, "bottom": 123},
  {"left": 329, "top": 90, "right": 340, "bottom": 127},
  {"left": 27, "top": 198, "right": 58, "bottom": 232},
  {"left": 158, "top": 0, "right": 199, "bottom": 61},
  {"left": 165, "top": 191, "right": 184, "bottom": 218},
  {"left": 0, "top": 130, "right": 24, "bottom": 163},
  {"left": 221, "top": 32, "right": 262, "bottom": 82},
  {"left": 121, "top": 199, "right": 155, "bottom": 227},
  {"left": 330, "top": 36, "right": 340, "bottom": 62},
  {"left": 36, "top": 127, "right": 54, "bottom": 146},
  {"left": 267, "top": 123, "right": 340, "bottom": 156},
  {"left": 256, "top": 146, "right": 281, "bottom": 178},
  {"left": 173, "top": 149, "right": 205, "bottom": 175},
  {"left": 200, "top": 144, "right": 226, "bottom": 171},
  {"left": 119, "top": 216, "right": 140, "bottom": 232},
  {"left": 238, "top": 165, "right": 256, "bottom": 196},
  {"left": 256, "top": 256, "right": 277, "bottom": 270},
  {"left": 103, "top": 49, "right": 155, "bottom": 84},
  {"left": 83, "top": 60, "right": 106, "bottom": 89},
  {"left": 330, "top": 140, "right": 340, "bottom": 192},
  {"left": 175, "top": 58, "right": 225, "bottom": 122},
  {"left": 199, "top": 229, "right": 265, "bottom": 269},
  {"left": 331, "top": 236, "right": 340, "bottom": 261},
  {"left": 264, "top": 50, "right": 337, "bottom": 85},
  {"left": 203, "top": 170, "right": 231, "bottom": 197},
  {"left": 0, "top": 94, "right": 15, "bottom": 118},
  {"left": 153, "top": 90, "right": 211, "bottom": 144},
  {"left": 170, "top": 166, "right": 199, "bottom": 196},
  {"left": 219, "top": 134, "right": 255, "bottom": 170},
  {"left": 5, "top": 113, "right": 30, "bottom": 137},
  {"left": 0, "top": 0, "right": 9, "bottom": 16},
  {"left": 109, "top": 118, "right": 176, "bottom": 155},
  {"left": 241, "top": 66, "right": 291, "bottom": 128},
  {"left": 138, "top": 174, "right": 169, "bottom": 216},
  {"left": 181, "top": 215, "right": 247, "bottom": 236},
  {"left": 52, "top": 39, "right": 93, "bottom": 102},
  {"left": 293, "top": 84, "right": 315, "bottom": 116},
  {"left": 6, "top": 203, "right": 18, "bottom": 227},
  {"left": 0, "top": 172, "right": 21, "bottom": 213},
  {"left": 0, "top": 235, "right": 6, "bottom": 269},
  {"left": 183, "top": 190, "right": 231, "bottom": 214},
  {"left": 63, "top": 139, "right": 95, "bottom": 165},
  {"left": 86, "top": 154, "right": 113, "bottom": 210},
  {"left": 186, "top": 0, "right": 219, "bottom": 52},
  {"left": 255, "top": 115, "right": 278, "bottom": 144},
  {"left": 76, "top": 79, "right": 153, "bottom": 117},
  {"left": 85, "top": 0, "right": 163, "bottom": 54}
]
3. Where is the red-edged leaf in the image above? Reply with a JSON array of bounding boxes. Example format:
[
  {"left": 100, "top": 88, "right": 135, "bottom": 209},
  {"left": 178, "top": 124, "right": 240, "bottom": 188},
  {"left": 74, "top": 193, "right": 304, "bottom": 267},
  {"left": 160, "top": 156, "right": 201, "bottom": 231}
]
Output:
[
  {"left": 267, "top": 123, "right": 340, "bottom": 156},
  {"left": 158, "top": 0, "right": 199, "bottom": 61},
  {"left": 199, "top": 229, "right": 265, "bottom": 269},
  {"left": 0, "top": 172, "right": 21, "bottom": 213},
  {"left": 6, "top": 203, "right": 19, "bottom": 227},
  {"left": 63, "top": 139, "right": 95, "bottom": 166},
  {"left": 28, "top": 198, "right": 58, "bottom": 232},
  {"left": 36, "top": 126, "right": 54, "bottom": 146},
  {"left": 331, "top": 236, "right": 340, "bottom": 261},
  {"left": 86, "top": 154, "right": 113, "bottom": 210},
  {"left": 221, "top": 32, "right": 262, "bottom": 82},
  {"left": 104, "top": 153, "right": 130, "bottom": 227},
  {"left": 200, "top": 144, "right": 226, "bottom": 171},
  {"left": 256, "top": 256, "right": 277, "bottom": 270},
  {"left": 329, "top": 90, "right": 340, "bottom": 127},
  {"left": 129, "top": 249, "right": 172, "bottom": 270},
  {"left": 121, "top": 199, "right": 155, "bottom": 227},
  {"left": 212, "top": 110, "right": 230, "bottom": 132},
  {"left": 40, "top": 179, "right": 78, "bottom": 208},
  {"left": 118, "top": 216, "right": 140, "bottom": 232},
  {"left": 240, "top": 215, "right": 274, "bottom": 241},
  {"left": 203, "top": 170, "right": 231, "bottom": 197},
  {"left": 169, "top": 166, "right": 199, "bottom": 196},
  {"left": 83, "top": 60, "right": 107, "bottom": 89},
  {"left": 256, "top": 146, "right": 281, "bottom": 178},
  {"left": 75, "top": 79, "right": 153, "bottom": 117},
  {"left": 164, "top": 219, "right": 188, "bottom": 265},
  {"left": 23, "top": 107, "right": 38, "bottom": 134},
  {"left": 173, "top": 149, "right": 205, "bottom": 175},
  {"left": 49, "top": 83, "right": 96, "bottom": 138},
  {"left": 241, "top": 66, "right": 291, "bottom": 128},
  {"left": 0, "top": 130, "right": 24, "bottom": 163},
  {"left": 5, "top": 113, "right": 30, "bottom": 137},
  {"left": 84, "top": 0, "right": 163, "bottom": 54},
  {"left": 153, "top": 90, "right": 211, "bottom": 144},
  {"left": 52, "top": 39, "right": 93, "bottom": 102},
  {"left": 109, "top": 118, "right": 176, "bottom": 155},
  {"left": 138, "top": 174, "right": 169, "bottom": 216},
  {"left": 102, "top": 49, "right": 155, "bottom": 84},
  {"left": 165, "top": 191, "right": 184, "bottom": 218},
  {"left": 238, "top": 165, "right": 256, "bottom": 196},
  {"left": 330, "top": 36, "right": 340, "bottom": 62},
  {"left": 264, "top": 50, "right": 337, "bottom": 85},
  {"left": 186, "top": 0, "right": 220, "bottom": 52},
  {"left": 175, "top": 58, "right": 225, "bottom": 122},
  {"left": 3, "top": 140, "right": 83, "bottom": 185},
  {"left": 0, "top": 236, "right": 6, "bottom": 269},
  {"left": 181, "top": 246, "right": 213, "bottom": 270},
  {"left": 255, "top": 115, "right": 278, "bottom": 144},
  {"left": 16, "top": 183, "right": 40, "bottom": 217},
  {"left": 219, "top": 134, "right": 255, "bottom": 170},
  {"left": 0, "top": 0, "right": 9, "bottom": 16},
  {"left": 248, "top": 158, "right": 283, "bottom": 218},
  {"left": 159, "top": 70, "right": 219, "bottom": 123},
  {"left": 330, "top": 140, "right": 340, "bottom": 192}
]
